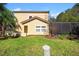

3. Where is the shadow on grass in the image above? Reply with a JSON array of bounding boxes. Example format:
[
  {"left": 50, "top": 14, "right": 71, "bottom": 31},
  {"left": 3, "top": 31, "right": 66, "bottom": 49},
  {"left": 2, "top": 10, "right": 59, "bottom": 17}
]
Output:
[
  {"left": 0, "top": 38, "right": 7, "bottom": 40},
  {"left": 70, "top": 39, "right": 79, "bottom": 43}
]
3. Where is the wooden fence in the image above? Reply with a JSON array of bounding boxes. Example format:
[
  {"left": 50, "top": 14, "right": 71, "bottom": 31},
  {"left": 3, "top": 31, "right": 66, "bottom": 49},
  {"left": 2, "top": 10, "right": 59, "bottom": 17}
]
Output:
[{"left": 49, "top": 22, "right": 79, "bottom": 34}]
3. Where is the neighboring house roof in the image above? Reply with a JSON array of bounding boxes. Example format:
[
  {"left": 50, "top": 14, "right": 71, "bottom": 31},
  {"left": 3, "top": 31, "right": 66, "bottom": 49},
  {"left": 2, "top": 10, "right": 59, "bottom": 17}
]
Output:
[
  {"left": 13, "top": 11, "right": 49, "bottom": 13},
  {"left": 21, "top": 16, "right": 49, "bottom": 24}
]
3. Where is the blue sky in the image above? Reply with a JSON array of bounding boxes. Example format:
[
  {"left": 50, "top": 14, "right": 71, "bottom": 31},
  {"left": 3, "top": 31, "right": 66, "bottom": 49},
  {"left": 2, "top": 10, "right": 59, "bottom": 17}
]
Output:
[{"left": 6, "top": 3, "right": 75, "bottom": 17}]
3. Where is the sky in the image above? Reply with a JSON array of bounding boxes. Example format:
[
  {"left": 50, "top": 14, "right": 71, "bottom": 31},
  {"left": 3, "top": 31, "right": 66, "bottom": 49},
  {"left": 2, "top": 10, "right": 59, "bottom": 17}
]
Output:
[{"left": 6, "top": 3, "right": 75, "bottom": 17}]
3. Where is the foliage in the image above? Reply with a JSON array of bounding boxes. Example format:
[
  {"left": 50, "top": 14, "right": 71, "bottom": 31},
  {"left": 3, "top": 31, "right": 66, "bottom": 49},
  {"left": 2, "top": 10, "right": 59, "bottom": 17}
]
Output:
[
  {"left": 0, "top": 3, "right": 18, "bottom": 37},
  {"left": 5, "top": 31, "right": 21, "bottom": 38},
  {"left": 67, "top": 25, "right": 79, "bottom": 39},
  {"left": 72, "top": 3, "right": 79, "bottom": 9},
  {"left": 57, "top": 35, "right": 66, "bottom": 40},
  {"left": 1, "top": 9, "right": 17, "bottom": 30},
  {"left": 49, "top": 16, "right": 56, "bottom": 22},
  {"left": 56, "top": 3, "right": 79, "bottom": 22},
  {"left": 71, "top": 25, "right": 79, "bottom": 35},
  {"left": 0, "top": 3, "right": 6, "bottom": 11},
  {"left": 49, "top": 17, "right": 56, "bottom": 35}
]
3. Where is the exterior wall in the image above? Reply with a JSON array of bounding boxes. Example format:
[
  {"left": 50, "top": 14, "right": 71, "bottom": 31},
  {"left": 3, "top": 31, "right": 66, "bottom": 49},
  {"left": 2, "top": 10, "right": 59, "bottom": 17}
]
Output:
[
  {"left": 23, "top": 19, "right": 49, "bottom": 35},
  {"left": 14, "top": 12, "right": 49, "bottom": 36},
  {"left": 14, "top": 12, "right": 49, "bottom": 23}
]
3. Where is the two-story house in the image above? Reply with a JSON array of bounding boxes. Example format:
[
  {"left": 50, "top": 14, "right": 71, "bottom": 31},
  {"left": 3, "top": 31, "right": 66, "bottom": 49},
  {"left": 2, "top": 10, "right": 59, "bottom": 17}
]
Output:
[{"left": 14, "top": 11, "right": 49, "bottom": 36}]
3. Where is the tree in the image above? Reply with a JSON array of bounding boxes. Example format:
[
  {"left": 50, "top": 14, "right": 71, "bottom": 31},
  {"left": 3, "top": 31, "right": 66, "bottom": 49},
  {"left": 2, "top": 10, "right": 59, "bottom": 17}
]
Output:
[
  {"left": 48, "top": 16, "right": 56, "bottom": 36},
  {"left": 56, "top": 12, "right": 65, "bottom": 22},
  {"left": 49, "top": 16, "right": 56, "bottom": 22},
  {"left": 72, "top": 3, "right": 79, "bottom": 9},
  {"left": 0, "top": 3, "right": 17, "bottom": 37},
  {"left": 56, "top": 3, "right": 79, "bottom": 22}
]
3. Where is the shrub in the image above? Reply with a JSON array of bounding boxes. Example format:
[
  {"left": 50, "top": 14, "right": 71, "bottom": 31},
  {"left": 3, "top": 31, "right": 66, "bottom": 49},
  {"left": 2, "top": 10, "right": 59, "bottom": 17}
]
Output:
[
  {"left": 71, "top": 25, "right": 79, "bottom": 35},
  {"left": 5, "top": 31, "right": 21, "bottom": 38},
  {"left": 11, "top": 31, "right": 21, "bottom": 38},
  {"left": 58, "top": 35, "right": 64, "bottom": 40},
  {"left": 68, "top": 25, "right": 79, "bottom": 39}
]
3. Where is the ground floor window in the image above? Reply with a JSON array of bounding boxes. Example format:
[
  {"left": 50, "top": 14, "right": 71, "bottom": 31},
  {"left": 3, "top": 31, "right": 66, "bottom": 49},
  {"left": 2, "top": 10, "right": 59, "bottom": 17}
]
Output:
[{"left": 36, "top": 26, "right": 46, "bottom": 32}]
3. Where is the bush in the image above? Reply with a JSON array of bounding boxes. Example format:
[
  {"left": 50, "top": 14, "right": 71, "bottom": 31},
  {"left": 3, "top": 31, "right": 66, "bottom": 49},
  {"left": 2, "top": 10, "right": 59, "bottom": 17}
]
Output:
[
  {"left": 58, "top": 35, "right": 65, "bottom": 40},
  {"left": 5, "top": 31, "right": 21, "bottom": 38},
  {"left": 68, "top": 25, "right": 79, "bottom": 39},
  {"left": 11, "top": 31, "right": 21, "bottom": 38},
  {"left": 71, "top": 25, "right": 79, "bottom": 35}
]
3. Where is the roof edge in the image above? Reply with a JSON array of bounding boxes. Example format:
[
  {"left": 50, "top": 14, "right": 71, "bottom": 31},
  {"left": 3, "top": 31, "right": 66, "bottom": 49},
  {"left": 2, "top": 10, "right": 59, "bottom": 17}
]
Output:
[
  {"left": 13, "top": 11, "right": 49, "bottom": 13},
  {"left": 21, "top": 16, "right": 49, "bottom": 24}
]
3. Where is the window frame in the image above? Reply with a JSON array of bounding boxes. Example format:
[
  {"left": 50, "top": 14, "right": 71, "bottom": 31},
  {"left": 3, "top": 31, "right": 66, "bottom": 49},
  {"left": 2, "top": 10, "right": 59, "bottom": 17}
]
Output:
[{"left": 36, "top": 26, "right": 46, "bottom": 32}]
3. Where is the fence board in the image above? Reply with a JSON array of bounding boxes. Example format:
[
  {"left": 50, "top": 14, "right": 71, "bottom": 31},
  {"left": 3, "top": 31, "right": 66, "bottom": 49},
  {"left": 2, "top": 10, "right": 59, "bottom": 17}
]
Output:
[{"left": 49, "top": 22, "right": 79, "bottom": 35}]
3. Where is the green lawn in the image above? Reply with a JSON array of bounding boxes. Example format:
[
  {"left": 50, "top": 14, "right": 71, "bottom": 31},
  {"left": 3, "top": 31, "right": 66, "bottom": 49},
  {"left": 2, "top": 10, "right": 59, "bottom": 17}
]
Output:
[{"left": 0, "top": 36, "right": 79, "bottom": 56}]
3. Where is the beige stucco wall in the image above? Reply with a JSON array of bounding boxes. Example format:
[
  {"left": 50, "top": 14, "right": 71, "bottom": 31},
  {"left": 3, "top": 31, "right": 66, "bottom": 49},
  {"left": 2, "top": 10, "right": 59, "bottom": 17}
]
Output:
[
  {"left": 14, "top": 12, "right": 49, "bottom": 36},
  {"left": 23, "top": 19, "right": 49, "bottom": 36},
  {"left": 14, "top": 12, "right": 48, "bottom": 22}
]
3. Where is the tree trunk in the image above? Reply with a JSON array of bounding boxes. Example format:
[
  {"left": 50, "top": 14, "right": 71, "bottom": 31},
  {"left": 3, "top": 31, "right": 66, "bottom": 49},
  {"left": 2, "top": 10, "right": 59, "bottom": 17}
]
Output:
[{"left": 2, "top": 23, "right": 5, "bottom": 37}]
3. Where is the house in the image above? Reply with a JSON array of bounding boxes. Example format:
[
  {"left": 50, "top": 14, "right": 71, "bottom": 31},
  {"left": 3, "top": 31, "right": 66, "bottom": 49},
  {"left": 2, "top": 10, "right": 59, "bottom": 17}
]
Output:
[{"left": 14, "top": 11, "right": 49, "bottom": 36}]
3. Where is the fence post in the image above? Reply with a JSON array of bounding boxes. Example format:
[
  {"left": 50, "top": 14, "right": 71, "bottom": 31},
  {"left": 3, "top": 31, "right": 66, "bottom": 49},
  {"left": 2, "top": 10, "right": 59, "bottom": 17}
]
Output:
[{"left": 42, "top": 45, "right": 50, "bottom": 56}]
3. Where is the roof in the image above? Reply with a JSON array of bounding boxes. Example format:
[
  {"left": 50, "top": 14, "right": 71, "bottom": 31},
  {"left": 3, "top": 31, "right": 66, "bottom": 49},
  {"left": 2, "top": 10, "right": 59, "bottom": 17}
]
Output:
[
  {"left": 21, "top": 16, "right": 49, "bottom": 24},
  {"left": 13, "top": 11, "right": 49, "bottom": 13}
]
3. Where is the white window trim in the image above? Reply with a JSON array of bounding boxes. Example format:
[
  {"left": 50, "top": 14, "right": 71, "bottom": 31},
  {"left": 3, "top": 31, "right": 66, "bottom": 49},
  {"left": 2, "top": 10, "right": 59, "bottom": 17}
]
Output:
[{"left": 36, "top": 26, "right": 46, "bottom": 32}]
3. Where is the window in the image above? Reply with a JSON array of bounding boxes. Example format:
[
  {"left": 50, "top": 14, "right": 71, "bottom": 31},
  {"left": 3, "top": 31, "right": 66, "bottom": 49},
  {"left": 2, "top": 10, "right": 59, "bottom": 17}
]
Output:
[
  {"left": 41, "top": 26, "right": 46, "bottom": 28},
  {"left": 36, "top": 26, "right": 46, "bottom": 32},
  {"left": 36, "top": 26, "right": 40, "bottom": 28},
  {"left": 36, "top": 29, "right": 40, "bottom": 32},
  {"left": 41, "top": 29, "right": 46, "bottom": 32},
  {"left": 36, "top": 26, "right": 40, "bottom": 32}
]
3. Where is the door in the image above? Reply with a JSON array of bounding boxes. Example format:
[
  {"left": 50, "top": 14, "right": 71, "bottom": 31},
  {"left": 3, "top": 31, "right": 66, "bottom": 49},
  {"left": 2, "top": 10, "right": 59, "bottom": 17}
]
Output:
[{"left": 24, "top": 26, "right": 28, "bottom": 35}]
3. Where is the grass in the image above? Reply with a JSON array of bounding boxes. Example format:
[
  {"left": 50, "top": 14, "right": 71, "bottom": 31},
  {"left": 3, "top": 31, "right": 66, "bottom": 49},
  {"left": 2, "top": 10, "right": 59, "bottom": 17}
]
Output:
[{"left": 0, "top": 36, "right": 79, "bottom": 56}]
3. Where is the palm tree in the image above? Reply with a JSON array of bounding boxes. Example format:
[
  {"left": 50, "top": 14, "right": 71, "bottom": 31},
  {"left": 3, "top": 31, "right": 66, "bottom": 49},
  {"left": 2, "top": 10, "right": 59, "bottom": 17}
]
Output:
[
  {"left": 0, "top": 3, "right": 6, "bottom": 37},
  {"left": 0, "top": 3, "right": 17, "bottom": 37}
]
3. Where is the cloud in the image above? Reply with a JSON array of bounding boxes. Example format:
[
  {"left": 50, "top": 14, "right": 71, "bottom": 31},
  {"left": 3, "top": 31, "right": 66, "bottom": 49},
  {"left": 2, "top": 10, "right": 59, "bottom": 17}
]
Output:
[
  {"left": 51, "top": 13, "right": 60, "bottom": 18},
  {"left": 13, "top": 8, "right": 33, "bottom": 11},
  {"left": 13, "top": 8, "right": 21, "bottom": 11}
]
